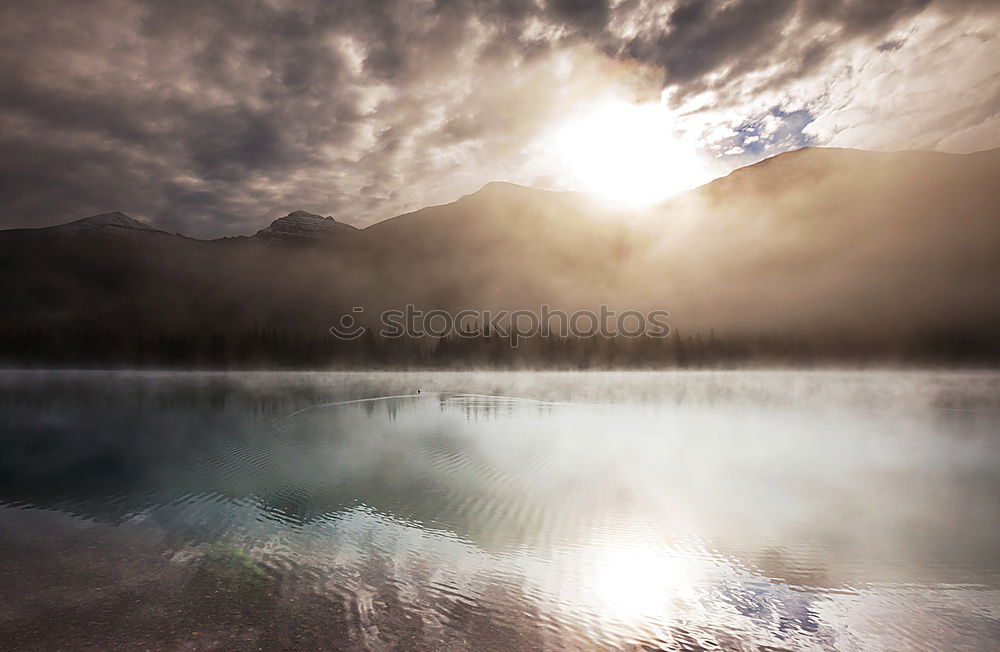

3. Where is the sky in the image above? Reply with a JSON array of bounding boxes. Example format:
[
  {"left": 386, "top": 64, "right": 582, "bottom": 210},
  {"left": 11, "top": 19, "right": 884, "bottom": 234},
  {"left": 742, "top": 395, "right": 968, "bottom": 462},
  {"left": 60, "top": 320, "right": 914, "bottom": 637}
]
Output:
[{"left": 0, "top": 0, "right": 997, "bottom": 237}]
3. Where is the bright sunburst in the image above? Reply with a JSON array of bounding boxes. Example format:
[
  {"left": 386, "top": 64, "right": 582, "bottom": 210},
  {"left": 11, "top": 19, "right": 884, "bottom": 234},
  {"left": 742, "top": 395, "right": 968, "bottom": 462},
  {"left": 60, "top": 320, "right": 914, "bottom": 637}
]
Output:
[{"left": 553, "top": 99, "right": 712, "bottom": 207}]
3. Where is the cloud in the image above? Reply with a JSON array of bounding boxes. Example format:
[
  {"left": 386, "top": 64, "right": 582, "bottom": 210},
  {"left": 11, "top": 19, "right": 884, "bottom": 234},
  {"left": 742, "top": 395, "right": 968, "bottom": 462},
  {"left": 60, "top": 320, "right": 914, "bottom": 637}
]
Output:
[
  {"left": 0, "top": 0, "right": 996, "bottom": 236},
  {"left": 802, "top": 9, "right": 1000, "bottom": 152}
]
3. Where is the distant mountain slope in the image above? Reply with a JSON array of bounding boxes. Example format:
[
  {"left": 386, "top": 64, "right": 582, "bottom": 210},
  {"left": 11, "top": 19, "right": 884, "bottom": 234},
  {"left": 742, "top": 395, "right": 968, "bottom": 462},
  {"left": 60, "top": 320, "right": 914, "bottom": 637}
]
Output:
[
  {"left": 0, "top": 147, "right": 997, "bottom": 362},
  {"left": 634, "top": 147, "right": 1000, "bottom": 338},
  {"left": 47, "top": 211, "right": 164, "bottom": 236}
]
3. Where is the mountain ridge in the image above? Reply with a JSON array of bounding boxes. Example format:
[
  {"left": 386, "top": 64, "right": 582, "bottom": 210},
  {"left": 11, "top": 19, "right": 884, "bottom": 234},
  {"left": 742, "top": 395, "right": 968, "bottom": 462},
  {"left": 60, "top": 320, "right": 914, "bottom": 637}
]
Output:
[
  {"left": 47, "top": 211, "right": 162, "bottom": 234},
  {"left": 5, "top": 146, "right": 997, "bottom": 240},
  {"left": 0, "top": 145, "right": 997, "bottom": 361}
]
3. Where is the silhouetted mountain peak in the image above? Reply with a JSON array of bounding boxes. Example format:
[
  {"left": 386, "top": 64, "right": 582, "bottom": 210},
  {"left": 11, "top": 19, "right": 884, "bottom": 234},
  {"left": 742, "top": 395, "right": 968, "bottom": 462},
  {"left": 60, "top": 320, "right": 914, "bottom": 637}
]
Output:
[
  {"left": 468, "top": 181, "right": 548, "bottom": 199},
  {"left": 255, "top": 210, "right": 357, "bottom": 243},
  {"left": 285, "top": 209, "right": 324, "bottom": 219},
  {"left": 47, "top": 211, "right": 164, "bottom": 238},
  {"left": 71, "top": 211, "right": 153, "bottom": 227}
]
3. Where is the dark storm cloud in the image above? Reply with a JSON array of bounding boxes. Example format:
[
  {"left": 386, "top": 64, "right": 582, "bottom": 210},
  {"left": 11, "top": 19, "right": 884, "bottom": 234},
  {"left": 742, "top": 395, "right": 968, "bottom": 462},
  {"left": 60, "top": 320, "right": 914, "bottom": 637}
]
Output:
[
  {"left": 626, "top": 0, "right": 799, "bottom": 85},
  {"left": 0, "top": 0, "right": 995, "bottom": 236},
  {"left": 801, "top": 0, "right": 932, "bottom": 37},
  {"left": 547, "top": 0, "right": 610, "bottom": 33}
]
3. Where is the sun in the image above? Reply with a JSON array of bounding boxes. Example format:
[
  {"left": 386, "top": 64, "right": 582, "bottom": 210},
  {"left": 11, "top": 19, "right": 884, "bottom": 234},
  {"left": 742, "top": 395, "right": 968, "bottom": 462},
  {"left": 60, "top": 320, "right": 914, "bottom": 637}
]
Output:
[{"left": 552, "top": 99, "right": 712, "bottom": 207}]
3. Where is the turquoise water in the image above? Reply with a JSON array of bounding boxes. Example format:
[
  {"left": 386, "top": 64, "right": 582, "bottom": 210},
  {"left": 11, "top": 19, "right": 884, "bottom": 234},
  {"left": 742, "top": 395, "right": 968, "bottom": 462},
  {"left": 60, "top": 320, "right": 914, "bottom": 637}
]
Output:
[{"left": 1, "top": 370, "right": 998, "bottom": 650}]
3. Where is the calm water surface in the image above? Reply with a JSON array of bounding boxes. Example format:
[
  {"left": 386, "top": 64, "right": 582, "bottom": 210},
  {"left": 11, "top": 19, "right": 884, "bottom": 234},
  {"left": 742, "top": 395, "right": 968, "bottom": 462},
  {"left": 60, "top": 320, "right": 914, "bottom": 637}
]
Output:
[{"left": 1, "top": 370, "right": 998, "bottom": 650}]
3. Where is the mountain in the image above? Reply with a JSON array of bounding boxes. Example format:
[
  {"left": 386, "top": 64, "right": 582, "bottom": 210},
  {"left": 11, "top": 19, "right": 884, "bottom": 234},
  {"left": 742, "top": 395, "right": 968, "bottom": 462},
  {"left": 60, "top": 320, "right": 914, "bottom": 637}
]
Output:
[
  {"left": 44, "top": 211, "right": 168, "bottom": 240},
  {"left": 0, "top": 147, "right": 998, "bottom": 365},
  {"left": 254, "top": 210, "right": 357, "bottom": 243},
  {"left": 636, "top": 147, "right": 1000, "bottom": 340}
]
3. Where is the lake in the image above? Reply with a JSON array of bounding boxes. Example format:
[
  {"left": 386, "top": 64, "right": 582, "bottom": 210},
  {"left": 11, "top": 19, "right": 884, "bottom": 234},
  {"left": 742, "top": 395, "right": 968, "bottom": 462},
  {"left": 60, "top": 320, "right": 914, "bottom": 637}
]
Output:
[{"left": 1, "top": 370, "right": 998, "bottom": 650}]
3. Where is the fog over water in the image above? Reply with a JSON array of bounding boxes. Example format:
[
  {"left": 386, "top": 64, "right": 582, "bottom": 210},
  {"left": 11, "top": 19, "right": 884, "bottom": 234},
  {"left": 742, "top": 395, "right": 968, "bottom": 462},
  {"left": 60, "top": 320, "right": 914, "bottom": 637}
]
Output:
[{"left": 1, "top": 370, "right": 998, "bottom": 650}]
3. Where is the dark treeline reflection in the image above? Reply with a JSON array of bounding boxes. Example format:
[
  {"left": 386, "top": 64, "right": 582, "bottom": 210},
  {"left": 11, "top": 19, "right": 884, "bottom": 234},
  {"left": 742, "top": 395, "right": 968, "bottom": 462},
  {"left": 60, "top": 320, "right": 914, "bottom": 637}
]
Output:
[{"left": 1, "top": 325, "right": 995, "bottom": 369}]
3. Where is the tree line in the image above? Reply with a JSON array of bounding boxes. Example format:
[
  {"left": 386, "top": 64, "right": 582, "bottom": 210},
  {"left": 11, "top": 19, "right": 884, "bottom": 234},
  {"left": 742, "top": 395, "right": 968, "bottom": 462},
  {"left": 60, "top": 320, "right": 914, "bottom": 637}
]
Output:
[{"left": 0, "top": 324, "right": 995, "bottom": 369}]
